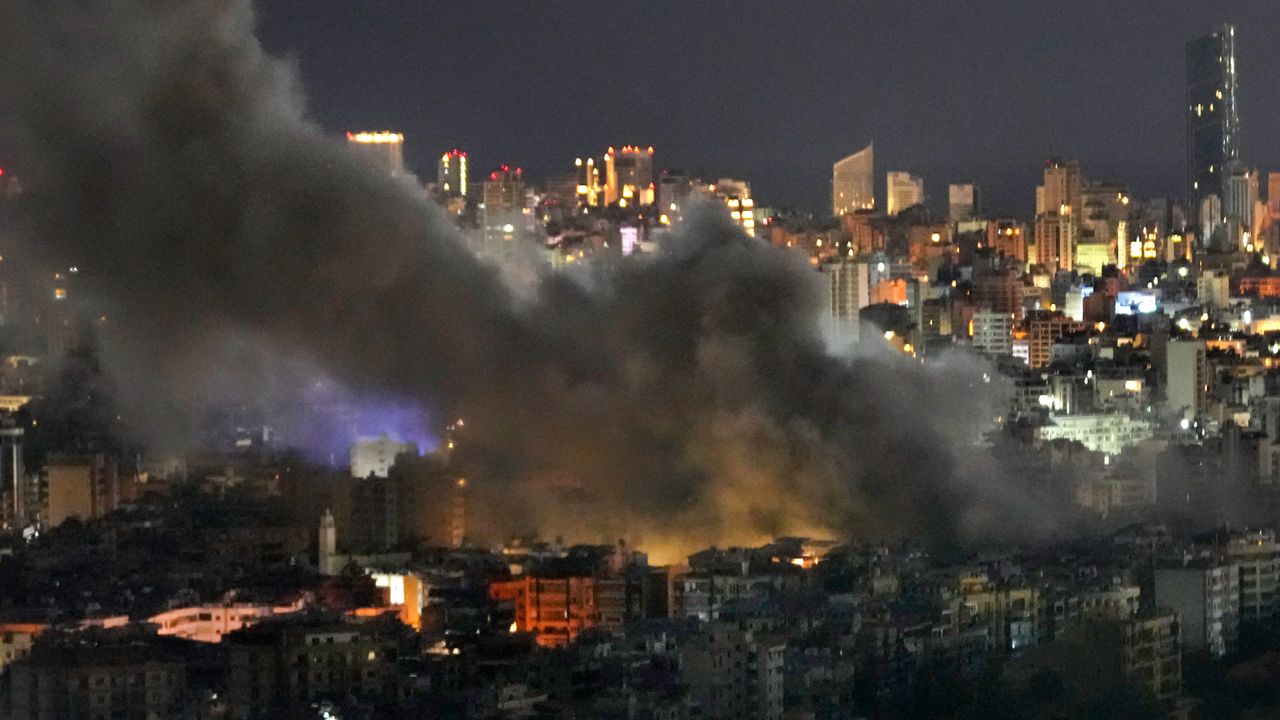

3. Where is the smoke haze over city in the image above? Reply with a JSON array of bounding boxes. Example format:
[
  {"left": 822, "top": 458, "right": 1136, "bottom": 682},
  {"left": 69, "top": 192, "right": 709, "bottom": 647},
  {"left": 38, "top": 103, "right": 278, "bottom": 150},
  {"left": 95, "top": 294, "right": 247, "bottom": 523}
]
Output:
[{"left": 0, "top": 0, "right": 1057, "bottom": 558}]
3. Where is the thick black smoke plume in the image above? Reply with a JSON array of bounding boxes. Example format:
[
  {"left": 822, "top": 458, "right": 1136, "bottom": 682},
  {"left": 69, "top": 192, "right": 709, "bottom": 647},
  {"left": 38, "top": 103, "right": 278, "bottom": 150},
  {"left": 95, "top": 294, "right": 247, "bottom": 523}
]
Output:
[{"left": 0, "top": 0, "right": 1049, "bottom": 558}]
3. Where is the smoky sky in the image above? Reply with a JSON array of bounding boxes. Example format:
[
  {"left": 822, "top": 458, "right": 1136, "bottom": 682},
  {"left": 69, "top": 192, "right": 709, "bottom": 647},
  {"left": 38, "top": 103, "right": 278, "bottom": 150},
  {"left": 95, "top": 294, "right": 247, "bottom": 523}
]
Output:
[
  {"left": 1, "top": 0, "right": 1070, "bottom": 558},
  {"left": 245, "top": 0, "right": 1280, "bottom": 216}
]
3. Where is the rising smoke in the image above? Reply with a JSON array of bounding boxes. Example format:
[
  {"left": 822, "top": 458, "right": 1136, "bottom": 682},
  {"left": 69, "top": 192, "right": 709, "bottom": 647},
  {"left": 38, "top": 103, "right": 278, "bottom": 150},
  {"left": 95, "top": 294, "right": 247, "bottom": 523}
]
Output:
[{"left": 0, "top": 0, "right": 1056, "bottom": 557}]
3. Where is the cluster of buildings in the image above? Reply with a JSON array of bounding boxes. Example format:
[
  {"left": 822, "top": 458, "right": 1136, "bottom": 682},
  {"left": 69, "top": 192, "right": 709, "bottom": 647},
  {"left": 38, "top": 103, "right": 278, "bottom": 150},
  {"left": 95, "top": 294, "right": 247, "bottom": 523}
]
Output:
[
  {"left": 2, "top": 458, "right": 1279, "bottom": 720},
  {"left": 6, "top": 18, "right": 1280, "bottom": 720}
]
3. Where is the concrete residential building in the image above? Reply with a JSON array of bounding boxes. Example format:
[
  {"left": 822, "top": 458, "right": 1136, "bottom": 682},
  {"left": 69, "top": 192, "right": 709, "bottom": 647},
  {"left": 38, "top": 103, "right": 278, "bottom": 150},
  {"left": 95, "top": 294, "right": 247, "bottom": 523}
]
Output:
[
  {"left": 832, "top": 144, "right": 875, "bottom": 216},
  {"left": 1166, "top": 340, "right": 1208, "bottom": 420},
  {"left": 8, "top": 636, "right": 187, "bottom": 720},
  {"left": 972, "top": 310, "right": 1015, "bottom": 356},
  {"left": 1154, "top": 558, "right": 1239, "bottom": 657},
  {"left": 489, "top": 575, "right": 627, "bottom": 648},
  {"left": 1223, "top": 529, "right": 1280, "bottom": 623},
  {"left": 44, "top": 454, "right": 117, "bottom": 529},
  {"left": 681, "top": 624, "right": 785, "bottom": 720},
  {"left": 819, "top": 258, "right": 870, "bottom": 350}
]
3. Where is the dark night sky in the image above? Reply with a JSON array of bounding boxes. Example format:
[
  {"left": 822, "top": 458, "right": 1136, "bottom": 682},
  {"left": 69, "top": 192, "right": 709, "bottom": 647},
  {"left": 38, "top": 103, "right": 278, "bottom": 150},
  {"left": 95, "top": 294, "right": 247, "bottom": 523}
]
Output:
[{"left": 255, "top": 1, "right": 1279, "bottom": 217}]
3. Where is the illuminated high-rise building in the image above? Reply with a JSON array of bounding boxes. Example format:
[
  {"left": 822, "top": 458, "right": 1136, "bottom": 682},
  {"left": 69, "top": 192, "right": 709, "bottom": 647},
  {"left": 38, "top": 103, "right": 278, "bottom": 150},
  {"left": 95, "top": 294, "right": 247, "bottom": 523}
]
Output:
[
  {"left": 437, "top": 149, "right": 468, "bottom": 197},
  {"left": 1034, "top": 210, "right": 1076, "bottom": 272},
  {"left": 1040, "top": 158, "right": 1082, "bottom": 216},
  {"left": 574, "top": 156, "right": 602, "bottom": 207},
  {"left": 1187, "top": 24, "right": 1240, "bottom": 229},
  {"left": 886, "top": 172, "right": 924, "bottom": 216},
  {"left": 482, "top": 166, "right": 526, "bottom": 259},
  {"left": 832, "top": 144, "right": 875, "bottom": 216},
  {"left": 708, "top": 178, "right": 756, "bottom": 237},
  {"left": 345, "top": 131, "right": 406, "bottom": 177},
  {"left": 605, "top": 146, "right": 655, "bottom": 207}
]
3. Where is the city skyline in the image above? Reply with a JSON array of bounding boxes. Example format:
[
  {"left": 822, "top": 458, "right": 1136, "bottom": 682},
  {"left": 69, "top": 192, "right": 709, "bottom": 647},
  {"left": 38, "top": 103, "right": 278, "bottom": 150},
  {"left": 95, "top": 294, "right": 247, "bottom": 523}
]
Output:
[{"left": 253, "top": 0, "right": 1280, "bottom": 215}]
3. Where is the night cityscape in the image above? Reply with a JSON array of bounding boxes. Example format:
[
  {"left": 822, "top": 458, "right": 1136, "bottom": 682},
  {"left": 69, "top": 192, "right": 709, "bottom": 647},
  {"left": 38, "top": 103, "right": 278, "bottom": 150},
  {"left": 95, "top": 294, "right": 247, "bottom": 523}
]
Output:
[{"left": 6, "top": 2, "right": 1280, "bottom": 719}]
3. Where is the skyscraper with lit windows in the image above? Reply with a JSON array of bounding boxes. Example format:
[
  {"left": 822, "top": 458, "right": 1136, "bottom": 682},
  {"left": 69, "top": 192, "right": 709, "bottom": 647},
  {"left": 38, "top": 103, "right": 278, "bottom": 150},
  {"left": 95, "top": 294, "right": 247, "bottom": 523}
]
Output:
[
  {"left": 605, "top": 146, "right": 654, "bottom": 207},
  {"left": 832, "top": 144, "right": 874, "bottom": 216},
  {"left": 1186, "top": 24, "right": 1240, "bottom": 229},
  {"left": 345, "top": 131, "right": 405, "bottom": 177},
  {"left": 437, "top": 149, "right": 467, "bottom": 197}
]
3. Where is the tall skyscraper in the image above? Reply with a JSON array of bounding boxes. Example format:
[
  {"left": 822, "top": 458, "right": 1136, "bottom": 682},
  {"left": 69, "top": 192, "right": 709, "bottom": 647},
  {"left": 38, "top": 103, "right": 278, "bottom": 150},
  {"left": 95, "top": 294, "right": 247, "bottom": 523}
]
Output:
[
  {"left": 886, "top": 172, "right": 924, "bottom": 216},
  {"left": 832, "top": 144, "right": 875, "bottom": 216},
  {"left": 1186, "top": 24, "right": 1240, "bottom": 230},
  {"left": 604, "top": 146, "right": 654, "bottom": 207},
  {"left": 437, "top": 149, "right": 468, "bottom": 197},
  {"left": 345, "top": 131, "right": 406, "bottom": 177}
]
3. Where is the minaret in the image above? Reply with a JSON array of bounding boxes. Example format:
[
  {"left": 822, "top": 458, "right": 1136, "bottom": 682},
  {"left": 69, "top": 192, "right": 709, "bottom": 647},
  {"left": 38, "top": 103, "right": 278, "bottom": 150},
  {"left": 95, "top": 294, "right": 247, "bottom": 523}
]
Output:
[{"left": 318, "top": 509, "right": 338, "bottom": 576}]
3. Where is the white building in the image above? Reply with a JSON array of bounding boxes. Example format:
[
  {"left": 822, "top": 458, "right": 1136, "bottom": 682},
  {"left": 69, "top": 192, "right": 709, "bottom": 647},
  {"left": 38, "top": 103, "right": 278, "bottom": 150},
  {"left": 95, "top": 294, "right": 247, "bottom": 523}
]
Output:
[
  {"left": 820, "top": 258, "right": 869, "bottom": 351},
  {"left": 350, "top": 434, "right": 417, "bottom": 479},
  {"left": 1036, "top": 413, "right": 1154, "bottom": 456},
  {"left": 149, "top": 597, "right": 308, "bottom": 643},
  {"left": 1197, "top": 269, "right": 1230, "bottom": 309}
]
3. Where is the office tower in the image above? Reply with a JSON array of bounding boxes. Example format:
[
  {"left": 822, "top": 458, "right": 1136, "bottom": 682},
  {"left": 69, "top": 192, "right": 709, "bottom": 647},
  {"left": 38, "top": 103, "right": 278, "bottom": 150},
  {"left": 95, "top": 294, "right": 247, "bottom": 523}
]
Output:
[
  {"left": 1187, "top": 24, "right": 1240, "bottom": 231},
  {"left": 345, "top": 131, "right": 406, "bottom": 177},
  {"left": 832, "top": 144, "right": 875, "bottom": 216},
  {"left": 575, "top": 156, "right": 602, "bottom": 207},
  {"left": 948, "top": 183, "right": 977, "bottom": 221},
  {"left": 708, "top": 178, "right": 756, "bottom": 237},
  {"left": 482, "top": 166, "right": 526, "bottom": 260},
  {"left": 604, "top": 146, "right": 654, "bottom": 207},
  {"left": 437, "top": 149, "right": 467, "bottom": 197},
  {"left": 886, "top": 172, "right": 924, "bottom": 216}
]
